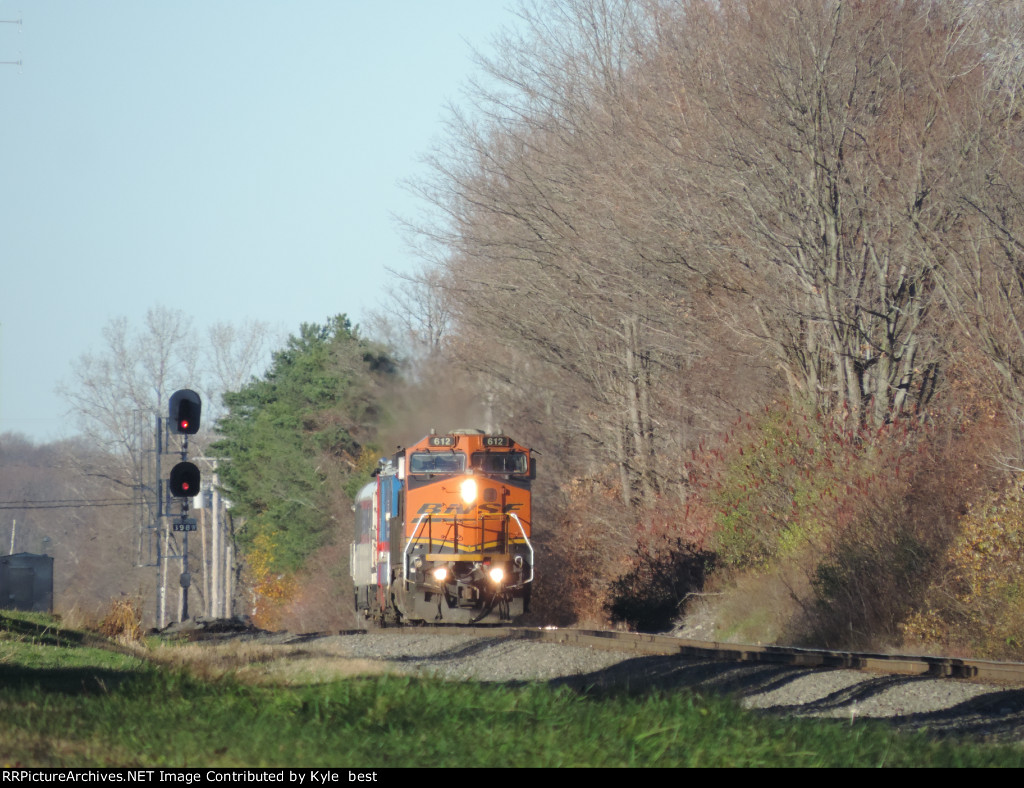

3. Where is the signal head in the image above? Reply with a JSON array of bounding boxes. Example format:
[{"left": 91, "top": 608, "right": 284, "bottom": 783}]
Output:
[
  {"left": 169, "top": 389, "right": 202, "bottom": 435},
  {"left": 169, "top": 461, "right": 201, "bottom": 498}
]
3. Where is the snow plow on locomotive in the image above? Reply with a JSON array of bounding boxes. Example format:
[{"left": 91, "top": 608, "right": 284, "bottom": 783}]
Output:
[{"left": 350, "top": 430, "right": 535, "bottom": 625}]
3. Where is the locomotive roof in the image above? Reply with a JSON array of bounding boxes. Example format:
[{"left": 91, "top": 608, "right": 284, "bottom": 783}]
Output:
[{"left": 405, "top": 431, "right": 528, "bottom": 451}]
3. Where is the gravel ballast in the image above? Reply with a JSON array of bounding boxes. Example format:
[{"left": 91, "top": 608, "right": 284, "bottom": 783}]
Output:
[{"left": 309, "top": 631, "right": 1024, "bottom": 744}]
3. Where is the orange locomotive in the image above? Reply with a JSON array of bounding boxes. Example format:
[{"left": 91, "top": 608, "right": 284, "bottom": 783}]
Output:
[{"left": 351, "top": 430, "right": 535, "bottom": 625}]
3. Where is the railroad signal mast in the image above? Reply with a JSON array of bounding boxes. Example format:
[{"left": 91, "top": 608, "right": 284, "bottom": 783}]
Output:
[{"left": 161, "top": 389, "right": 202, "bottom": 623}]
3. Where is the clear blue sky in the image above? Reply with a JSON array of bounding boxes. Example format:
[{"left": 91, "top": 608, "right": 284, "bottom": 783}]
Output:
[{"left": 0, "top": 1, "right": 516, "bottom": 442}]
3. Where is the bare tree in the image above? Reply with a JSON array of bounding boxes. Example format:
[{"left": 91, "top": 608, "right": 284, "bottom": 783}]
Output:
[
  {"left": 918, "top": 0, "right": 1024, "bottom": 454},
  {"left": 411, "top": 0, "right": 768, "bottom": 519},
  {"left": 206, "top": 319, "right": 278, "bottom": 423},
  {"left": 365, "top": 265, "right": 455, "bottom": 383},
  {"left": 646, "top": 0, "right": 980, "bottom": 426},
  {"left": 60, "top": 307, "right": 199, "bottom": 484},
  {"left": 59, "top": 308, "right": 278, "bottom": 624}
]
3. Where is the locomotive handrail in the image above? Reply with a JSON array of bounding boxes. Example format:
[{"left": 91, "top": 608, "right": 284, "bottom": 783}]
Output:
[
  {"left": 404, "top": 512, "right": 533, "bottom": 584},
  {"left": 509, "top": 513, "right": 534, "bottom": 584},
  {"left": 403, "top": 513, "right": 429, "bottom": 587}
]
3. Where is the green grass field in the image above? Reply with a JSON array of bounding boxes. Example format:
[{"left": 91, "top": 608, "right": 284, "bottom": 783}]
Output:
[{"left": 1, "top": 611, "right": 1022, "bottom": 767}]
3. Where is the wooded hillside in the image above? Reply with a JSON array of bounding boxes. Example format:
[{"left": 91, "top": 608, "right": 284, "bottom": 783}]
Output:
[{"left": 392, "top": 0, "right": 1024, "bottom": 653}]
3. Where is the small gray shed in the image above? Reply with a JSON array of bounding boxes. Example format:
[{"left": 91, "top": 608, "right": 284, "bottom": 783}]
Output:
[{"left": 0, "top": 552, "right": 54, "bottom": 613}]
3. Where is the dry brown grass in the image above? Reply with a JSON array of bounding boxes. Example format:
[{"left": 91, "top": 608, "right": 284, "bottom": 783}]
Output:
[
  {"left": 98, "top": 597, "right": 143, "bottom": 644},
  {"left": 142, "top": 639, "right": 400, "bottom": 685},
  {"left": 60, "top": 604, "right": 105, "bottom": 633}
]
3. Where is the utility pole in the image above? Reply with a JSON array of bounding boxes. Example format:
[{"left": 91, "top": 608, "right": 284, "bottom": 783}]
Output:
[{"left": 189, "top": 457, "right": 229, "bottom": 619}]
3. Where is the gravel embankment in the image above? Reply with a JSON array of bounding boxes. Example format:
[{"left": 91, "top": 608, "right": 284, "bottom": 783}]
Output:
[{"left": 308, "top": 631, "right": 1024, "bottom": 744}]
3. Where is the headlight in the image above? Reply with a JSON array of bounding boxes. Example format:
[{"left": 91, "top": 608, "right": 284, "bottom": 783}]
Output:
[
  {"left": 460, "top": 478, "right": 478, "bottom": 504},
  {"left": 488, "top": 566, "right": 505, "bottom": 584},
  {"left": 432, "top": 566, "right": 449, "bottom": 582}
]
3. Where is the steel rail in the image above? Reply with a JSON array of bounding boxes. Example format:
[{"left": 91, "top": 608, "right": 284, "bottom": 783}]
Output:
[
  {"left": 184, "top": 621, "right": 1024, "bottom": 685},
  {"left": 356, "top": 625, "right": 1024, "bottom": 685}
]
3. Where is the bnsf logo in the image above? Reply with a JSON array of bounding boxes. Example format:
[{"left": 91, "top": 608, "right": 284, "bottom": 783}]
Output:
[{"left": 416, "top": 503, "right": 524, "bottom": 515}]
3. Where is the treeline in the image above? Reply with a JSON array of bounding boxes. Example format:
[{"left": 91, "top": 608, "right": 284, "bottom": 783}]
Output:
[
  {"left": 389, "top": 0, "right": 1024, "bottom": 654},
  {"left": 414, "top": 0, "right": 1024, "bottom": 498},
  {"left": 0, "top": 435, "right": 151, "bottom": 623}
]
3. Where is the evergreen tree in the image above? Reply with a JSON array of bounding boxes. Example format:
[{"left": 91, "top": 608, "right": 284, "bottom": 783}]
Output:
[{"left": 213, "top": 315, "right": 395, "bottom": 572}]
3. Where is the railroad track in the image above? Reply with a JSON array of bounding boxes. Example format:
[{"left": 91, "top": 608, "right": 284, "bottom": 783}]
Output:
[
  {"left": 169, "top": 621, "right": 1024, "bottom": 741},
  {"left": 320, "top": 625, "right": 1024, "bottom": 685}
]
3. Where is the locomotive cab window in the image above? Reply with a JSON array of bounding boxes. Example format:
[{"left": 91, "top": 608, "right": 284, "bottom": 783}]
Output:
[
  {"left": 409, "top": 451, "right": 466, "bottom": 475},
  {"left": 472, "top": 452, "right": 528, "bottom": 475}
]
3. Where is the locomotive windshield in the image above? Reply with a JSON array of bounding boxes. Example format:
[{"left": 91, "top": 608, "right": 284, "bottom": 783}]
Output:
[
  {"left": 471, "top": 451, "right": 529, "bottom": 475},
  {"left": 409, "top": 451, "right": 466, "bottom": 475}
]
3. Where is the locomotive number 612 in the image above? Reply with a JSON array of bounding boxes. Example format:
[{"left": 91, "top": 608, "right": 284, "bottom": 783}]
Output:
[{"left": 350, "top": 429, "right": 536, "bottom": 626}]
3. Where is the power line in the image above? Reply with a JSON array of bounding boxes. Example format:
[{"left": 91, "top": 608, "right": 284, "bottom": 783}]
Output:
[
  {"left": 0, "top": 498, "right": 135, "bottom": 511},
  {"left": 0, "top": 15, "right": 21, "bottom": 72}
]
